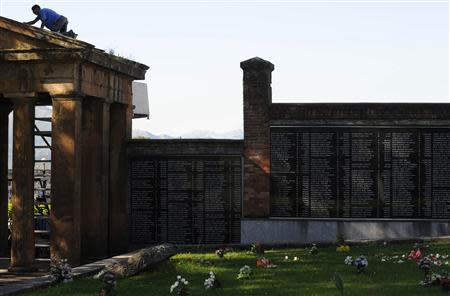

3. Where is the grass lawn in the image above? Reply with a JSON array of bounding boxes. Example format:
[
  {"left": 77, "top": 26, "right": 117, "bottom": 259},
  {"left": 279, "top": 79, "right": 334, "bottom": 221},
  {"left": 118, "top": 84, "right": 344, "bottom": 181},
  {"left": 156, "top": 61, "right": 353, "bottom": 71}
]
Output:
[{"left": 20, "top": 240, "right": 450, "bottom": 296}]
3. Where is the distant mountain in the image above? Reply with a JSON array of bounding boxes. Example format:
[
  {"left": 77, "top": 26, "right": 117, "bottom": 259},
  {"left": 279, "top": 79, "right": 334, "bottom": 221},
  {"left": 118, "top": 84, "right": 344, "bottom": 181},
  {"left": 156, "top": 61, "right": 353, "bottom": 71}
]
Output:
[
  {"left": 132, "top": 129, "right": 173, "bottom": 139},
  {"left": 7, "top": 107, "right": 243, "bottom": 166},
  {"left": 132, "top": 129, "right": 243, "bottom": 140},
  {"left": 179, "top": 129, "right": 243, "bottom": 139}
]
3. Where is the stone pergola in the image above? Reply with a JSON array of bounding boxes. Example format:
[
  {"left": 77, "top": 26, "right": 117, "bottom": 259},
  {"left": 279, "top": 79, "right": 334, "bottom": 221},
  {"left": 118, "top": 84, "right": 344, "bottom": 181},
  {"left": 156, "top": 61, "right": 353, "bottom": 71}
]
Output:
[{"left": 0, "top": 16, "right": 148, "bottom": 271}]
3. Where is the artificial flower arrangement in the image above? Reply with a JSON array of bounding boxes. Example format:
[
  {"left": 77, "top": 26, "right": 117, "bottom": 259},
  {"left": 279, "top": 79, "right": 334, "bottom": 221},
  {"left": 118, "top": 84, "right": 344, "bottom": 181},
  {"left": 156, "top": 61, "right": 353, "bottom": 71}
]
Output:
[
  {"left": 237, "top": 265, "right": 252, "bottom": 279},
  {"left": 407, "top": 244, "right": 423, "bottom": 261},
  {"left": 309, "top": 244, "right": 319, "bottom": 256},
  {"left": 256, "top": 257, "right": 278, "bottom": 269},
  {"left": 215, "top": 247, "right": 233, "bottom": 258},
  {"left": 336, "top": 245, "right": 351, "bottom": 253},
  {"left": 204, "top": 271, "right": 221, "bottom": 290},
  {"left": 418, "top": 256, "right": 433, "bottom": 286},
  {"left": 49, "top": 258, "right": 73, "bottom": 283},
  {"left": 344, "top": 255, "right": 368, "bottom": 273},
  {"left": 170, "top": 275, "right": 189, "bottom": 295},
  {"left": 215, "top": 249, "right": 226, "bottom": 258},
  {"left": 418, "top": 256, "right": 450, "bottom": 291}
]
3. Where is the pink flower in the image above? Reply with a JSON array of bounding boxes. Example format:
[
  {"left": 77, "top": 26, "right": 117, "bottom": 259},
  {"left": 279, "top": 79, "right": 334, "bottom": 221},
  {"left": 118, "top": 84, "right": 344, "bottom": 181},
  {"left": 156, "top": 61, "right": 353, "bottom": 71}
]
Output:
[{"left": 408, "top": 249, "right": 422, "bottom": 261}]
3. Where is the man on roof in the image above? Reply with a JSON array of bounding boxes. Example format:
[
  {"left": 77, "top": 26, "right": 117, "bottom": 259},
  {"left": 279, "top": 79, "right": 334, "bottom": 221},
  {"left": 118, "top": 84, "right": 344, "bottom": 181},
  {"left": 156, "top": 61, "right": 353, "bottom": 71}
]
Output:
[{"left": 24, "top": 5, "right": 77, "bottom": 39}]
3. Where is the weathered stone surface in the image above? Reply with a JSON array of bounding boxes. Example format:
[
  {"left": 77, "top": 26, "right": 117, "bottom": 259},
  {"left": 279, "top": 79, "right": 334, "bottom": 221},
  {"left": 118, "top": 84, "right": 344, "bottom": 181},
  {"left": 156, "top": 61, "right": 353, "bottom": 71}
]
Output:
[
  {"left": 81, "top": 99, "right": 110, "bottom": 260},
  {"left": 97, "top": 244, "right": 177, "bottom": 278},
  {"left": 10, "top": 98, "right": 35, "bottom": 271},
  {"left": 241, "top": 57, "right": 274, "bottom": 218},
  {"left": 51, "top": 99, "right": 82, "bottom": 265},
  {"left": 109, "top": 103, "right": 130, "bottom": 255},
  {"left": 0, "top": 101, "right": 11, "bottom": 256}
]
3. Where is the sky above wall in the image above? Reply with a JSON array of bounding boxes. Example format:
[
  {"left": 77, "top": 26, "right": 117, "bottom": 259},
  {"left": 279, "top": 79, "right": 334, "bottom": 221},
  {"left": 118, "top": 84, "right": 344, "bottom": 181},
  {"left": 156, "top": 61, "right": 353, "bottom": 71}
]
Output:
[{"left": 1, "top": 0, "right": 448, "bottom": 136}]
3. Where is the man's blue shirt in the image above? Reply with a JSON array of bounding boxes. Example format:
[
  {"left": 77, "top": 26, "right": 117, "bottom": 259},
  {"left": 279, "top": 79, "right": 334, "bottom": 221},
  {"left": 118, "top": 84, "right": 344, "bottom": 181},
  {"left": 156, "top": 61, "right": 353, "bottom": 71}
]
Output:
[{"left": 38, "top": 8, "right": 61, "bottom": 29}]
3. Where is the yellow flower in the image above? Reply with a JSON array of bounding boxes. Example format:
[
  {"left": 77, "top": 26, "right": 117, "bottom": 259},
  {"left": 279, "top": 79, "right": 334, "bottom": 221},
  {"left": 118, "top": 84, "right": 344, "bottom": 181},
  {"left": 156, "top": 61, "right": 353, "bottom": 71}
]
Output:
[{"left": 336, "top": 245, "right": 350, "bottom": 252}]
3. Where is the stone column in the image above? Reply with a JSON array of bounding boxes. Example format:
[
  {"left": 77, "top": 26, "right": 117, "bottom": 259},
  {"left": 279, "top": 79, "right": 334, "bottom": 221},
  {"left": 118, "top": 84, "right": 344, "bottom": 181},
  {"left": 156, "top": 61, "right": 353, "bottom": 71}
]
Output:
[
  {"left": 81, "top": 99, "right": 110, "bottom": 259},
  {"left": 0, "top": 101, "right": 12, "bottom": 256},
  {"left": 108, "top": 103, "right": 131, "bottom": 255},
  {"left": 51, "top": 98, "right": 82, "bottom": 265},
  {"left": 240, "top": 57, "right": 274, "bottom": 218},
  {"left": 10, "top": 98, "right": 35, "bottom": 271}
]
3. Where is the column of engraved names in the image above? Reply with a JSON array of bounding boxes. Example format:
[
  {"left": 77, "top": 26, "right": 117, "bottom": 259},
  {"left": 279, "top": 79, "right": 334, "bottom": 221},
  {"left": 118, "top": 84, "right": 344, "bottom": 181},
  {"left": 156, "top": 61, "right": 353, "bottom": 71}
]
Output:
[
  {"left": 204, "top": 159, "right": 229, "bottom": 244},
  {"left": 380, "top": 133, "right": 392, "bottom": 217},
  {"left": 191, "top": 159, "right": 204, "bottom": 244},
  {"left": 349, "top": 131, "right": 378, "bottom": 218},
  {"left": 309, "top": 131, "right": 337, "bottom": 218},
  {"left": 431, "top": 132, "right": 450, "bottom": 218},
  {"left": 420, "top": 132, "right": 432, "bottom": 218},
  {"left": 338, "top": 132, "right": 351, "bottom": 217},
  {"left": 390, "top": 131, "right": 419, "bottom": 218},
  {"left": 230, "top": 158, "right": 242, "bottom": 243},
  {"left": 130, "top": 160, "right": 157, "bottom": 243},
  {"left": 299, "top": 132, "right": 310, "bottom": 217},
  {"left": 157, "top": 159, "right": 168, "bottom": 242},
  {"left": 270, "top": 131, "right": 297, "bottom": 217},
  {"left": 167, "top": 159, "right": 193, "bottom": 243}
]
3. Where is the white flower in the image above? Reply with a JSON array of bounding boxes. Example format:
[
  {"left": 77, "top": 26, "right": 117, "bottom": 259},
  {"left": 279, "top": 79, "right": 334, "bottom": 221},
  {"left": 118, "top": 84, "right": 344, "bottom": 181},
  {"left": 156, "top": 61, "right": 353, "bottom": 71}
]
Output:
[
  {"left": 177, "top": 275, "right": 181, "bottom": 280},
  {"left": 294, "top": 257, "right": 299, "bottom": 261},
  {"left": 285, "top": 256, "right": 289, "bottom": 260},
  {"left": 344, "top": 256, "right": 353, "bottom": 265}
]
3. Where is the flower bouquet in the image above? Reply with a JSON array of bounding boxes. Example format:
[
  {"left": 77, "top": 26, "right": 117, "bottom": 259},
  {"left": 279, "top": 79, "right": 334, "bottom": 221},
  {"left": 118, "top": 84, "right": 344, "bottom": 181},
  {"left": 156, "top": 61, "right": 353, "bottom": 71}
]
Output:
[
  {"left": 344, "top": 256, "right": 368, "bottom": 273},
  {"left": 407, "top": 247, "right": 422, "bottom": 261},
  {"left": 418, "top": 257, "right": 432, "bottom": 286},
  {"left": 49, "top": 258, "right": 73, "bottom": 283},
  {"left": 309, "top": 244, "right": 319, "bottom": 256},
  {"left": 204, "top": 271, "right": 221, "bottom": 290},
  {"left": 336, "top": 245, "right": 350, "bottom": 253},
  {"left": 237, "top": 265, "right": 252, "bottom": 279},
  {"left": 170, "top": 275, "right": 189, "bottom": 296},
  {"left": 256, "top": 257, "right": 278, "bottom": 269},
  {"left": 215, "top": 249, "right": 226, "bottom": 258},
  {"left": 354, "top": 256, "right": 369, "bottom": 272}
]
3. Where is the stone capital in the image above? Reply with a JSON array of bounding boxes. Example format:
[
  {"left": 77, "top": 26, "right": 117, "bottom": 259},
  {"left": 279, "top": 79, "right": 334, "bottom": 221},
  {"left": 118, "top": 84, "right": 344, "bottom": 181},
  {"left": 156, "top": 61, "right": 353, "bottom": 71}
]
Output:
[{"left": 240, "top": 57, "right": 274, "bottom": 72}]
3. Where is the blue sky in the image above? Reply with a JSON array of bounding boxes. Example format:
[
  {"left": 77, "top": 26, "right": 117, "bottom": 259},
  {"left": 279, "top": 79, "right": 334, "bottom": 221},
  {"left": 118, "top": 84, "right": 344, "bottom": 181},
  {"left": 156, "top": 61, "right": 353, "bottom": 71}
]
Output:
[{"left": 1, "top": 1, "right": 448, "bottom": 136}]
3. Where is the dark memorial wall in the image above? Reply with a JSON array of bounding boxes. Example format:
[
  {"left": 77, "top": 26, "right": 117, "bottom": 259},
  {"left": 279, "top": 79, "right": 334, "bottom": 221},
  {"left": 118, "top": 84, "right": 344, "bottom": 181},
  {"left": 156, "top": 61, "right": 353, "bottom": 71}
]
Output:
[
  {"left": 271, "top": 126, "right": 450, "bottom": 219},
  {"left": 130, "top": 156, "right": 242, "bottom": 244}
]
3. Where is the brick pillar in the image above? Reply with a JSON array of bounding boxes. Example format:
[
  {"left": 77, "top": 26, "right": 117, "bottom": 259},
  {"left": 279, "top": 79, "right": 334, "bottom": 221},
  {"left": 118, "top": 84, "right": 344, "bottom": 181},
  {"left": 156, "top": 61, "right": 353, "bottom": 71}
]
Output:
[
  {"left": 51, "top": 98, "right": 82, "bottom": 265},
  {"left": 0, "top": 102, "right": 12, "bottom": 256},
  {"left": 108, "top": 103, "right": 131, "bottom": 255},
  {"left": 81, "top": 99, "right": 110, "bottom": 259},
  {"left": 241, "top": 57, "right": 274, "bottom": 218},
  {"left": 10, "top": 98, "right": 35, "bottom": 271}
]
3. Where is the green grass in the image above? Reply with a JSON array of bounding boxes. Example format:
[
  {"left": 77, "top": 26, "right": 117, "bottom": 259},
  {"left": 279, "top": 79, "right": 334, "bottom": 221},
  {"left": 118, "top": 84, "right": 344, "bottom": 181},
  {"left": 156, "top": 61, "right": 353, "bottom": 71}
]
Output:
[{"left": 20, "top": 240, "right": 450, "bottom": 296}]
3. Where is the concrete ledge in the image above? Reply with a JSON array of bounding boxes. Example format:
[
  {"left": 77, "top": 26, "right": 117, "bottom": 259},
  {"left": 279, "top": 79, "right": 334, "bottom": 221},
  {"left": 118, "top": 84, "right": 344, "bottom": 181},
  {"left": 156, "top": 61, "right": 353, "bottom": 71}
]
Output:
[{"left": 241, "top": 219, "right": 450, "bottom": 244}]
